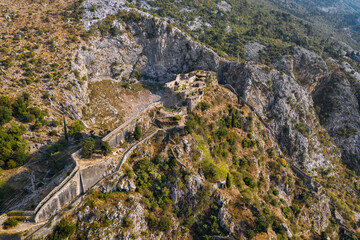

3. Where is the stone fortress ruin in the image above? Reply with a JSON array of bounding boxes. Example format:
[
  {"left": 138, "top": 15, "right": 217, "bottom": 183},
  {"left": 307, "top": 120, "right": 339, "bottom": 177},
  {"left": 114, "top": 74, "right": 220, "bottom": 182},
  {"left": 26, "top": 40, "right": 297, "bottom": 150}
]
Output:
[{"left": 163, "top": 71, "right": 216, "bottom": 112}]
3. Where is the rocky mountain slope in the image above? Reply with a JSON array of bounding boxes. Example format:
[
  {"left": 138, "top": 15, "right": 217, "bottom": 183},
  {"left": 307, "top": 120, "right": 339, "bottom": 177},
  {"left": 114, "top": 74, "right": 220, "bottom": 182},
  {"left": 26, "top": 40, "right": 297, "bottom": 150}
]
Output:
[
  {"left": 34, "top": 83, "right": 339, "bottom": 240},
  {"left": 0, "top": 0, "right": 360, "bottom": 239}
]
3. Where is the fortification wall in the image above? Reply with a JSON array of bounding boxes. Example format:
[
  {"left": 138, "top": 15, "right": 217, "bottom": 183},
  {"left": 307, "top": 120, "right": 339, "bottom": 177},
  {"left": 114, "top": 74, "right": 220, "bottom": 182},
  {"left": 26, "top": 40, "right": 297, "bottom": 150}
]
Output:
[
  {"left": 80, "top": 157, "right": 117, "bottom": 192},
  {"left": 33, "top": 154, "right": 117, "bottom": 223},
  {"left": 187, "top": 94, "right": 203, "bottom": 112},
  {"left": 34, "top": 171, "right": 81, "bottom": 223},
  {"left": 103, "top": 101, "right": 162, "bottom": 148},
  {"left": 107, "top": 121, "right": 137, "bottom": 148}
]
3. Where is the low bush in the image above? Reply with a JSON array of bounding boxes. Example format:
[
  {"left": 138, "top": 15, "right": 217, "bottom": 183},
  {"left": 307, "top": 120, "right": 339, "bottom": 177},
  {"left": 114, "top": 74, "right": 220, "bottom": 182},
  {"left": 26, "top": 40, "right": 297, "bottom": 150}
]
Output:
[{"left": 4, "top": 218, "right": 19, "bottom": 229}]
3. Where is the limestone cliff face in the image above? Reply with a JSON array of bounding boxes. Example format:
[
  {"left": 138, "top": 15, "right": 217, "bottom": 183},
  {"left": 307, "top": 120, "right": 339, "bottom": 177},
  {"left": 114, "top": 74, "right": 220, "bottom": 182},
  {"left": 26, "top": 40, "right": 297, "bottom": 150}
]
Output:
[
  {"left": 76, "top": 1, "right": 220, "bottom": 82},
  {"left": 77, "top": 0, "right": 359, "bottom": 174},
  {"left": 218, "top": 61, "right": 338, "bottom": 174},
  {"left": 313, "top": 69, "right": 360, "bottom": 172}
]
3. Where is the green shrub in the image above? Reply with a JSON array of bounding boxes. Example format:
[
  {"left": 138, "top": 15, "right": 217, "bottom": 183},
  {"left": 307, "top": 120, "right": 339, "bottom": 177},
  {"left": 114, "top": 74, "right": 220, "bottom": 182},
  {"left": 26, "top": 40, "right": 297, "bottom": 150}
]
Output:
[
  {"left": 198, "top": 102, "right": 210, "bottom": 111},
  {"left": 291, "top": 204, "right": 300, "bottom": 217},
  {"left": 243, "top": 175, "right": 256, "bottom": 188},
  {"left": 133, "top": 69, "right": 142, "bottom": 80},
  {"left": 1, "top": 57, "right": 14, "bottom": 68},
  {"left": 273, "top": 189, "right": 279, "bottom": 196},
  {"left": 42, "top": 93, "right": 51, "bottom": 99},
  {"left": 34, "top": 120, "right": 43, "bottom": 129},
  {"left": 4, "top": 218, "right": 19, "bottom": 229},
  {"left": 295, "top": 122, "right": 310, "bottom": 137},
  {"left": 244, "top": 229, "right": 255, "bottom": 239},
  {"left": 69, "top": 120, "right": 84, "bottom": 135},
  {"left": 101, "top": 141, "right": 112, "bottom": 156},
  {"left": 242, "top": 138, "right": 256, "bottom": 148},
  {"left": 53, "top": 219, "right": 76, "bottom": 240},
  {"left": 159, "top": 215, "right": 172, "bottom": 232},
  {"left": 123, "top": 215, "right": 133, "bottom": 227},
  {"left": 49, "top": 130, "right": 58, "bottom": 136},
  {"left": 169, "top": 157, "right": 177, "bottom": 168},
  {"left": 0, "top": 123, "right": 29, "bottom": 169},
  {"left": 202, "top": 162, "right": 220, "bottom": 181},
  {"left": 0, "top": 106, "right": 12, "bottom": 125},
  {"left": 272, "top": 217, "right": 286, "bottom": 234},
  {"left": 134, "top": 123, "right": 142, "bottom": 140},
  {"left": 173, "top": 115, "right": 181, "bottom": 121},
  {"left": 147, "top": 214, "right": 157, "bottom": 230},
  {"left": 268, "top": 161, "right": 280, "bottom": 171},
  {"left": 90, "top": 4, "right": 97, "bottom": 12},
  {"left": 254, "top": 213, "right": 271, "bottom": 233},
  {"left": 215, "top": 127, "right": 228, "bottom": 140}
]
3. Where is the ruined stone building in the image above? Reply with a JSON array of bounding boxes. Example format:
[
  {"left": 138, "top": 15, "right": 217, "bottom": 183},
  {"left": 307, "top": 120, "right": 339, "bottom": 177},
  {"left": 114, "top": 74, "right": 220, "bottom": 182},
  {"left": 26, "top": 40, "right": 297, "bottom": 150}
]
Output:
[{"left": 163, "top": 71, "right": 214, "bottom": 111}]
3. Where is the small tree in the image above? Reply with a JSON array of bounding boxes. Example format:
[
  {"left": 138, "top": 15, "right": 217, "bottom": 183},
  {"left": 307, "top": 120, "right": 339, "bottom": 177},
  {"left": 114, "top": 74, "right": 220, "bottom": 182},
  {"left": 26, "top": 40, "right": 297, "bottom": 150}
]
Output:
[
  {"left": 63, "top": 118, "right": 69, "bottom": 141},
  {"left": 134, "top": 123, "right": 142, "bottom": 140},
  {"left": 34, "top": 120, "right": 43, "bottom": 129},
  {"left": 7, "top": 160, "right": 17, "bottom": 169},
  {"left": 226, "top": 173, "right": 231, "bottom": 188},
  {"left": 83, "top": 137, "right": 95, "bottom": 157},
  {"left": 49, "top": 130, "right": 57, "bottom": 136},
  {"left": 0, "top": 106, "right": 12, "bottom": 125},
  {"left": 54, "top": 219, "right": 76, "bottom": 240},
  {"left": 101, "top": 141, "right": 112, "bottom": 156}
]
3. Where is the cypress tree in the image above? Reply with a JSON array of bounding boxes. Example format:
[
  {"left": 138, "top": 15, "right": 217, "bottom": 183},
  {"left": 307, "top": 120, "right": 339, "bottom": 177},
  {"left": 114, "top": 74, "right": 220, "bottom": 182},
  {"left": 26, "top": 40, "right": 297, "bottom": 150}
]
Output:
[
  {"left": 226, "top": 173, "right": 231, "bottom": 188},
  {"left": 64, "top": 118, "right": 69, "bottom": 141},
  {"left": 134, "top": 123, "right": 142, "bottom": 140}
]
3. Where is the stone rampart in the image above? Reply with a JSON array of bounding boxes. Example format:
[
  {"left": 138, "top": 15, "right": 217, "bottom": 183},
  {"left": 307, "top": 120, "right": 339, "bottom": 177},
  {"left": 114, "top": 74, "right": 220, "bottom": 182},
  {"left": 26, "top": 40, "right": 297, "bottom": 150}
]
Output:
[{"left": 34, "top": 171, "right": 82, "bottom": 223}]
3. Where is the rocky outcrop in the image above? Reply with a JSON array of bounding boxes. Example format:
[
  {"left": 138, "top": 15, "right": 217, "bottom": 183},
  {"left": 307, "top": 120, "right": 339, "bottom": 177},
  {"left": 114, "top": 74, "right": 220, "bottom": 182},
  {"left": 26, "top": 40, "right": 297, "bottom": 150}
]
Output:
[
  {"left": 214, "top": 194, "right": 234, "bottom": 234},
  {"left": 313, "top": 67, "right": 360, "bottom": 172},
  {"left": 244, "top": 42, "right": 265, "bottom": 62},
  {"left": 77, "top": 195, "right": 149, "bottom": 239},
  {"left": 100, "top": 171, "right": 136, "bottom": 193}
]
